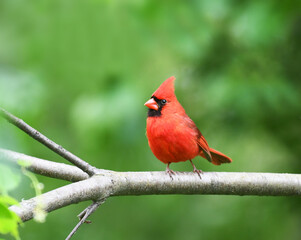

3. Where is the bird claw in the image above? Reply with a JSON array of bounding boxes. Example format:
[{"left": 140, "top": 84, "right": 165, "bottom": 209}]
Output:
[
  {"left": 190, "top": 160, "right": 203, "bottom": 179},
  {"left": 193, "top": 169, "right": 203, "bottom": 179},
  {"left": 166, "top": 163, "right": 176, "bottom": 180},
  {"left": 166, "top": 168, "right": 175, "bottom": 180}
]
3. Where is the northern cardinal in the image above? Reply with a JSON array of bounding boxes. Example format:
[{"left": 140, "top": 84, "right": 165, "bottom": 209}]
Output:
[{"left": 144, "top": 76, "right": 232, "bottom": 178}]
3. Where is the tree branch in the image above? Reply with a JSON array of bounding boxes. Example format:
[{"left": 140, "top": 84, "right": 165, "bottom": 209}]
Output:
[
  {"left": 0, "top": 107, "right": 98, "bottom": 176},
  {"left": 9, "top": 168, "right": 301, "bottom": 222},
  {"left": 0, "top": 148, "right": 89, "bottom": 182},
  {"left": 9, "top": 176, "right": 111, "bottom": 222},
  {"left": 2, "top": 108, "right": 301, "bottom": 239}
]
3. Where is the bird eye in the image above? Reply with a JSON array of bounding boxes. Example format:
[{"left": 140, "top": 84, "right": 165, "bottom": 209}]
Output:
[{"left": 161, "top": 99, "right": 167, "bottom": 104}]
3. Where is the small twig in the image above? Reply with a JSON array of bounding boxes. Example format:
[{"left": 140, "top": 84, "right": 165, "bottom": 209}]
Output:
[
  {"left": 65, "top": 199, "right": 106, "bottom": 240},
  {"left": 0, "top": 107, "right": 98, "bottom": 176}
]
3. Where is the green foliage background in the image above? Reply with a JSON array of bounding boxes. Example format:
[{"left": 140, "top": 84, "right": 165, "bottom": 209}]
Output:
[{"left": 0, "top": 0, "right": 301, "bottom": 239}]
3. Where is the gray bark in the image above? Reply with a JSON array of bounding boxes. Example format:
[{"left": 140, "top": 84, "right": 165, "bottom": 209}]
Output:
[
  {"left": 3, "top": 149, "right": 300, "bottom": 222},
  {"left": 0, "top": 148, "right": 89, "bottom": 182},
  {"left": 2, "top": 107, "right": 300, "bottom": 236},
  {"left": 0, "top": 107, "right": 98, "bottom": 176}
]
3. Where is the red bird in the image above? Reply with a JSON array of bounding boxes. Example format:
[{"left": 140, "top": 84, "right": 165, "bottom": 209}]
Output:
[{"left": 144, "top": 76, "right": 232, "bottom": 178}]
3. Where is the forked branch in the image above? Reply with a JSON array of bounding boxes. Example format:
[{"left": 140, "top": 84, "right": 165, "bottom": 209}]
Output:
[
  {"left": 66, "top": 199, "right": 106, "bottom": 240},
  {"left": 2, "top": 107, "right": 301, "bottom": 240},
  {"left": 8, "top": 162, "right": 301, "bottom": 223}
]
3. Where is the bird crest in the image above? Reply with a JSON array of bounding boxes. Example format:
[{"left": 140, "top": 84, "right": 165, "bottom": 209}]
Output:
[{"left": 152, "top": 76, "right": 176, "bottom": 101}]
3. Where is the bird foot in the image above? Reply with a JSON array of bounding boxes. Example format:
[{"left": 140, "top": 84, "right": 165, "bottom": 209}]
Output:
[
  {"left": 193, "top": 169, "right": 203, "bottom": 179},
  {"left": 190, "top": 160, "right": 203, "bottom": 179},
  {"left": 166, "top": 164, "right": 176, "bottom": 180},
  {"left": 166, "top": 168, "right": 176, "bottom": 180}
]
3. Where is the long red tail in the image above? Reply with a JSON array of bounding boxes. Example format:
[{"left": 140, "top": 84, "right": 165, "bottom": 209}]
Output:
[
  {"left": 209, "top": 148, "right": 232, "bottom": 165},
  {"left": 197, "top": 133, "right": 232, "bottom": 165},
  {"left": 199, "top": 148, "right": 232, "bottom": 165}
]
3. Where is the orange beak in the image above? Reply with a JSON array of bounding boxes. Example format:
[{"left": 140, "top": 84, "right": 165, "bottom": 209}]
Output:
[{"left": 144, "top": 98, "right": 159, "bottom": 111}]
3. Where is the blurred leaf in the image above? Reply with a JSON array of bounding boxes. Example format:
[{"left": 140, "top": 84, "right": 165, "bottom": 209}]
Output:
[
  {"left": 0, "top": 196, "right": 21, "bottom": 240},
  {"left": 0, "top": 195, "right": 19, "bottom": 206}
]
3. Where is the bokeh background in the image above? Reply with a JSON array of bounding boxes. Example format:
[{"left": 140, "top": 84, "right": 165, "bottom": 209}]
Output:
[{"left": 1, "top": 0, "right": 301, "bottom": 239}]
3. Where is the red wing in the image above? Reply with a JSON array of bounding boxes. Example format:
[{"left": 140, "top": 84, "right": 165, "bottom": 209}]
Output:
[
  {"left": 197, "top": 133, "right": 212, "bottom": 162},
  {"left": 183, "top": 115, "right": 212, "bottom": 162}
]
